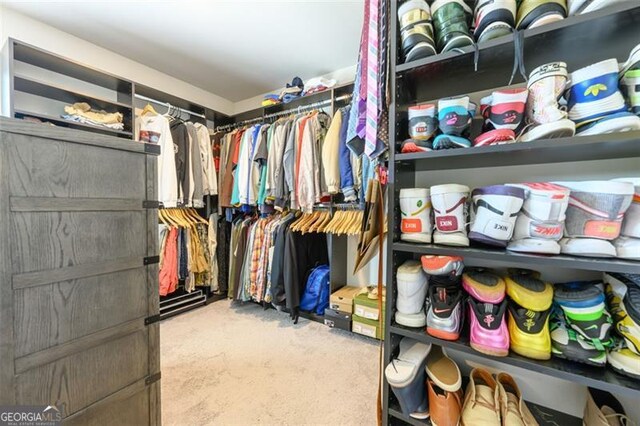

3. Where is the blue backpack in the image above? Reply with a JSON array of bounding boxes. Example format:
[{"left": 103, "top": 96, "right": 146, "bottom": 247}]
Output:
[{"left": 300, "top": 265, "right": 331, "bottom": 315}]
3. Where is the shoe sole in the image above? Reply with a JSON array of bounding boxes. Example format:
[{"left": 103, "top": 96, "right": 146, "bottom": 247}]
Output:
[
  {"left": 434, "top": 233, "right": 470, "bottom": 247},
  {"left": 401, "top": 233, "right": 433, "bottom": 244},
  {"left": 609, "top": 361, "right": 640, "bottom": 380},
  {"left": 470, "top": 341, "right": 509, "bottom": 357},
  {"left": 427, "top": 327, "right": 460, "bottom": 341},
  {"left": 511, "top": 344, "right": 551, "bottom": 360},
  {"left": 551, "top": 350, "right": 606, "bottom": 367}
]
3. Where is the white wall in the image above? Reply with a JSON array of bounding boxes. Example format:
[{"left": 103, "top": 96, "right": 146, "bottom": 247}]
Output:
[{"left": 0, "top": 5, "right": 234, "bottom": 115}]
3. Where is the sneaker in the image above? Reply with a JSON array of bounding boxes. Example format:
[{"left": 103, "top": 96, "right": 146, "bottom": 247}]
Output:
[
  {"left": 554, "top": 281, "right": 613, "bottom": 349},
  {"left": 421, "top": 255, "right": 464, "bottom": 276},
  {"left": 583, "top": 388, "right": 632, "bottom": 426},
  {"left": 621, "top": 69, "right": 640, "bottom": 116},
  {"left": 474, "top": 89, "right": 527, "bottom": 147},
  {"left": 431, "top": 184, "right": 471, "bottom": 247},
  {"left": 461, "top": 368, "right": 501, "bottom": 426},
  {"left": 401, "top": 138, "right": 433, "bottom": 153},
  {"left": 496, "top": 373, "right": 538, "bottom": 426},
  {"left": 432, "top": 0, "right": 474, "bottom": 53},
  {"left": 473, "top": 0, "right": 516, "bottom": 43},
  {"left": 426, "top": 275, "right": 465, "bottom": 340},
  {"left": 508, "top": 300, "right": 552, "bottom": 360},
  {"left": 463, "top": 268, "right": 506, "bottom": 304},
  {"left": 398, "top": 0, "right": 437, "bottom": 62},
  {"left": 613, "top": 236, "right": 640, "bottom": 260},
  {"left": 408, "top": 103, "right": 438, "bottom": 141},
  {"left": 556, "top": 180, "right": 634, "bottom": 258},
  {"left": 396, "top": 260, "right": 429, "bottom": 328},
  {"left": 400, "top": 188, "right": 432, "bottom": 244},
  {"left": 608, "top": 337, "right": 640, "bottom": 380},
  {"left": 469, "top": 185, "right": 525, "bottom": 247},
  {"left": 433, "top": 96, "right": 475, "bottom": 150},
  {"left": 516, "top": 0, "right": 567, "bottom": 30},
  {"left": 550, "top": 308, "right": 606, "bottom": 366},
  {"left": 468, "top": 298, "right": 510, "bottom": 357},
  {"left": 620, "top": 42, "right": 640, "bottom": 77},
  {"left": 385, "top": 338, "right": 432, "bottom": 419},
  {"left": 604, "top": 272, "right": 640, "bottom": 355},
  {"left": 613, "top": 177, "right": 640, "bottom": 238},
  {"left": 569, "top": 0, "right": 635, "bottom": 15},
  {"left": 505, "top": 269, "right": 553, "bottom": 311}
]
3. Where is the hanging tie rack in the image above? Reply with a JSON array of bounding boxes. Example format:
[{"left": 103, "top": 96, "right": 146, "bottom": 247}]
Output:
[{"left": 215, "top": 93, "right": 352, "bottom": 132}]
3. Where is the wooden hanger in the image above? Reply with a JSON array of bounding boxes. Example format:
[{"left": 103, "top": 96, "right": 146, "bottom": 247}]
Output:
[
  {"left": 316, "top": 211, "right": 333, "bottom": 233},
  {"left": 300, "top": 211, "right": 320, "bottom": 234},
  {"left": 140, "top": 103, "right": 158, "bottom": 117},
  {"left": 159, "top": 209, "right": 179, "bottom": 228}
]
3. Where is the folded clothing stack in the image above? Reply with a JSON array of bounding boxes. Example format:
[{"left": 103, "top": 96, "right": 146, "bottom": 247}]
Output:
[
  {"left": 62, "top": 102, "right": 124, "bottom": 130},
  {"left": 279, "top": 77, "right": 304, "bottom": 103},
  {"left": 262, "top": 94, "right": 281, "bottom": 107},
  {"left": 303, "top": 77, "right": 336, "bottom": 96}
]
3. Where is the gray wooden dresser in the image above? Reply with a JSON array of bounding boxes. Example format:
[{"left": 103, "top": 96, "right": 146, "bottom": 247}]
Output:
[{"left": 0, "top": 117, "right": 161, "bottom": 424}]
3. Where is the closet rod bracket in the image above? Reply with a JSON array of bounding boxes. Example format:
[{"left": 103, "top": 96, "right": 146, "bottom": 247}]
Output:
[
  {"left": 143, "top": 143, "right": 161, "bottom": 155},
  {"left": 143, "top": 200, "right": 160, "bottom": 209},
  {"left": 144, "top": 314, "right": 161, "bottom": 326},
  {"left": 145, "top": 372, "right": 162, "bottom": 385}
]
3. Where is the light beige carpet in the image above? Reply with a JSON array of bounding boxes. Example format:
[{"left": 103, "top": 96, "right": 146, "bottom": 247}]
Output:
[{"left": 161, "top": 299, "right": 379, "bottom": 425}]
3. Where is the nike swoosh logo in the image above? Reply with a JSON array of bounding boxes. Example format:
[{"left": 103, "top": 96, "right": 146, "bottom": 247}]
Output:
[
  {"left": 433, "top": 308, "right": 451, "bottom": 314},
  {"left": 584, "top": 325, "right": 599, "bottom": 331}
]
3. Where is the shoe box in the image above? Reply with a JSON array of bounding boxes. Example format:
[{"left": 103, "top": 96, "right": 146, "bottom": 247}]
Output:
[
  {"left": 352, "top": 314, "right": 385, "bottom": 340},
  {"left": 330, "top": 286, "right": 362, "bottom": 313},
  {"left": 324, "top": 308, "right": 352, "bottom": 331},
  {"left": 354, "top": 293, "right": 385, "bottom": 321}
]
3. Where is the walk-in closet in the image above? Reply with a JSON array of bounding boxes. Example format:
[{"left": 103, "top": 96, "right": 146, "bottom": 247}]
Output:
[{"left": 0, "top": 1, "right": 639, "bottom": 425}]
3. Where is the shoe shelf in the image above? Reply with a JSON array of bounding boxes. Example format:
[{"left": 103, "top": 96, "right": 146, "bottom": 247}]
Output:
[
  {"left": 14, "top": 109, "right": 134, "bottom": 137},
  {"left": 395, "top": 131, "right": 640, "bottom": 171},
  {"left": 392, "top": 242, "right": 639, "bottom": 274},
  {"left": 390, "top": 323, "right": 640, "bottom": 399},
  {"left": 396, "top": 3, "right": 640, "bottom": 102}
]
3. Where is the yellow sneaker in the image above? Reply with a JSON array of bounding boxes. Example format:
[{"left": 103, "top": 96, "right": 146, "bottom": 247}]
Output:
[{"left": 508, "top": 302, "right": 552, "bottom": 360}]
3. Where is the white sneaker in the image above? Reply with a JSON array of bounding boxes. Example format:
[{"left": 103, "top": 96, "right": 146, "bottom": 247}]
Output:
[
  {"left": 614, "top": 236, "right": 640, "bottom": 260},
  {"left": 396, "top": 260, "right": 429, "bottom": 327},
  {"left": 469, "top": 185, "right": 525, "bottom": 247},
  {"left": 431, "top": 184, "right": 470, "bottom": 246},
  {"left": 400, "top": 188, "right": 432, "bottom": 243}
]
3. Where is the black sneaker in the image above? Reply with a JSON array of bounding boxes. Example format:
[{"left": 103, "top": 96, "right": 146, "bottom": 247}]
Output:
[{"left": 549, "top": 308, "right": 606, "bottom": 367}]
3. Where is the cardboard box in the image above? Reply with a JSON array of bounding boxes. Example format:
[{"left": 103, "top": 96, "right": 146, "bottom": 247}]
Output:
[
  {"left": 329, "top": 286, "right": 362, "bottom": 313},
  {"left": 324, "top": 309, "right": 351, "bottom": 331},
  {"left": 352, "top": 314, "right": 384, "bottom": 340},
  {"left": 354, "top": 293, "right": 385, "bottom": 321}
]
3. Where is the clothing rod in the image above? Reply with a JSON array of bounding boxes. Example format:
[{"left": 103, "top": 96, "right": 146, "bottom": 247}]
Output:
[
  {"left": 134, "top": 94, "right": 207, "bottom": 119},
  {"left": 216, "top": 93, "right": 353, "bottom": 131}
]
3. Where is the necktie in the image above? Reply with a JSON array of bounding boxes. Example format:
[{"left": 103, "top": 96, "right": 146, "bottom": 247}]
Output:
[{"left": 364, "top": 0, "right": 380, "bottom": 157}]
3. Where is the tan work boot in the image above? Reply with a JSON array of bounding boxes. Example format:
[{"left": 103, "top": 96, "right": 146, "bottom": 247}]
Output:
[
  {"left": 427, "top": 379, "right": 463, "bottom": 426},
  {"left": 496, "top": 372, "right": 538, "bottom": 426},
  {"left": 583, "top": 388, "right": 632, "bottom": 426},
  {"left": 460, "top": 368, "right": 501, "bottom": 426}
]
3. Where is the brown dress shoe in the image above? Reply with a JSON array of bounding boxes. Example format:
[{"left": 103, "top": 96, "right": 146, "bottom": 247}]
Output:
[{"left": 428, "top": 379, "right": 463, "bottom": 426}]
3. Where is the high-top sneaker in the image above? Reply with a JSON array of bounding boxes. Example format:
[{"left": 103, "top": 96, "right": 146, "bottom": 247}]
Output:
[
  {"left": 506, "top": 183, "right": 570, "bottom": 254},
  {"left": 604, "top": 272, "right": 640, "bottom": 355},
  {"left": 400, "top": 188, "right": 433, "bottom": 243},
  {"left": 556, "top": 181, "right": 634, "bottom": 257},
  {"left": 474, "top": 89, "right": 528, "bottom": 147},
  {"left": 431, "top": 0, "right": 474, "bottom": 53},
  {"left": 431, "top": 184, "right": 470, "bottom": 246},
  {"left": 463, "top": 269, "right": 509, "bottom": 356},
  {"left": 520, "top": 62, "right": 576, "bottom": 142},
  {"left": 506, "top": 271, "right": 553, "bottom": 360},
  {"left": 425, "top": 275, "right": 465, "bottom": 340},
  {"left": 621, "top": 70, "right": 640, "bottom": 117},
  {"left": 396, "top": 260, "right": 429, "bottom": 328},
  {"left": 385, "top": 338, "right": 432, "bottom": 419},
  {"left": 473, "top": 0, "right": 516, "bottom": 43},
  {"left": 566, "top": 59, "right": 640, "bottom": 136},
  {"left": 421, "top": 255, "right": 464, "bottom": 276},
  {"left": 469, "top": 185, "right": 525, "bottom": 247},
  {"left": 612, "top": 178, "right": 640, "bottom": 260},
  {"left": 433, "top": 96, "right": 476, "bottom": 149},
  {"left": 398, "top": 0, "right": 437, "bottom": 63},
  {"left": 402, "top": 104, "right": 438, "bottom": 153},
  {"left": 550, "top": 307, "right": 606, "bottom": 366},
  {"left": 620, "top": 42, "right": 640, "bottom": 77},
  {"left": 554, "top": 281, "right": 613, "bottom": 350},
  {"left": 608, "top": 337, "right": 640, "bottom": 380},
  {"left": 516, "top": 0, "right": 567, "bottom": 30}
]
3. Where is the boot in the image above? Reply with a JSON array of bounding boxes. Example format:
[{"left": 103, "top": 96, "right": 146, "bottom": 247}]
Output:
[
  {"left": 506, "top": 182, "right": 570, "bottom": 254},
  {"left": 398, "top": 0, "right": 437, "bottom": 63},
  {"left": 584, "top": 388, "right": 631, "bottom": 426},
  {"left": 395, "top": 260, "right": 429, "bottom": 327},
  {"left": 400, "top": 188, "right": 432, "bottom": 243},
  {"left": 520, "top": 62, "right": 575, "bottom": 142},
  {"left": 385, "top": 338, "right": 431, "bottom": 419},
  {"left": 460, "top": 368, "right": 501, "bottom": 426},
  {"left": 431, "top": 184, "right": 470, "bottom": 246},
  {"left": 566, "top": 59, "right": 640, "bottom": 135},
  {"left": 427, "top": 380, "right": 463, "bottom": 426},
  {"left": 516, "top": 0, "right": 567, "bottom": 29},
  {"left": 496, "top": 373, "right": 539, "bottom": 426},
  {"left": 433, "top": 96, "right": 476, "bottom": 149},
  {"left": 469, "top": 185, "right": 525, "bottom": 247},
  {"left": 556, "top": 181, "right": 634, "bottom": 258},
  {"left": 612, "top": 178, "right": 640, "bottom": 260},
  {"left": 474, "top": 89, "right": 528, "bottom": 146},
  {"left": 473, "top": 0, "right": 516, "bottom": 42},
  {"left": 432, "top": 0, "right": 474, "bottom": 53}
]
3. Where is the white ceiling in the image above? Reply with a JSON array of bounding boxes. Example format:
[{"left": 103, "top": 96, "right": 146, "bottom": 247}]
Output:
[{"left": 3, "top": 0, "right": 363, "bottom": 102}]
